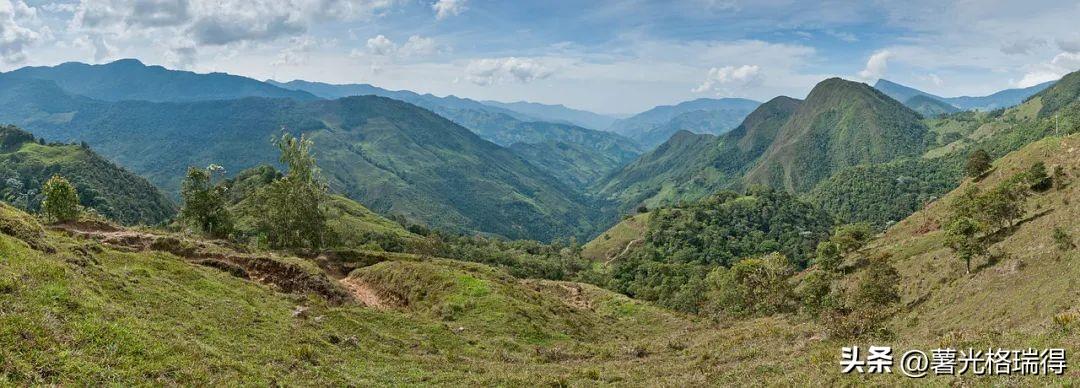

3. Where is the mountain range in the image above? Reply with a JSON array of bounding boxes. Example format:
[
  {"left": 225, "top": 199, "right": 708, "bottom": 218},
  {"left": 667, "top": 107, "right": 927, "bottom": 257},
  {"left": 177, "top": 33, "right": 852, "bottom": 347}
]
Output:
[
  {"left": 605, "top": 98, "right": 761, "bottom": 148},
  {"left": 873, "top": 78, "right": 1056, "bottom": 112}
]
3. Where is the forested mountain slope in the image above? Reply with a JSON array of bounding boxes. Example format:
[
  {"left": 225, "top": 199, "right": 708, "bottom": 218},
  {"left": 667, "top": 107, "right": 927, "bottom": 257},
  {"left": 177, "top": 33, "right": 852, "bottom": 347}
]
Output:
[
  {"left": 606, "top": 98, "right": 760, "bottom": 148},
  {"left": 744, "top": 78, "right": 931, "bottom": 192},
  {"left": 0, "top": 76, "right": 600, "bottom": 241},
  {"left": 0, "top": 125, "right": 174, "bottom": 225}
]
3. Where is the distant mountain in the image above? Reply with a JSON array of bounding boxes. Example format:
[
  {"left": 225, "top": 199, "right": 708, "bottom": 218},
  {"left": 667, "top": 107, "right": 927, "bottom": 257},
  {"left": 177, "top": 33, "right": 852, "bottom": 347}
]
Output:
[
  {"left": 591, "top": 96, "right": 801, "bottom": 212},
  {"left": 4, "top": 59, "right": 318, "bottom": 102},
  {"left": 607, "top": 98, "right": 760, "bottom": 148},
  {"left": 1029, "top": 69, "right": 1080, "bottom": 118},
  {"left": 744, "top": 78, "right": 930, "bottom": 192},
  {"left": 268, "top": 79, "right": 637, "bottom": 149},
  {"left": 0, "top": 76, "right": 602, "bottom": 241},
  {"left": 0, "top": 125, "right": 174, "bottom": 225},
  {"left": 904, "top": 95, "right": 960, "bottom": 117},
  {"left": 508, "top": 140, "right": 636, "bottom": 190},
  {"left": 874, "top": 78, "right": 1056, "bottom": 111},
  {"left": 479, "top": 100, "right": 617, "bottom": 130}
]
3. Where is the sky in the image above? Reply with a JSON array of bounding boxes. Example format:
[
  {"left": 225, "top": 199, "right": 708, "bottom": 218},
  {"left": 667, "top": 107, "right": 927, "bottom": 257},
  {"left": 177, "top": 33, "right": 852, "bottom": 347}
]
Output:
[{"left": 1, "top": 0, "right": 1080, "bottom": 114}]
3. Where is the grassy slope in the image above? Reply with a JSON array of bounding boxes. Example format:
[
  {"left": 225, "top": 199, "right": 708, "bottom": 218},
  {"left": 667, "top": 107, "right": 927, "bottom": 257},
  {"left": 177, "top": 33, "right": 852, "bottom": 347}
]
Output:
[
  {"left": 0, "top": 126, "right": 175, "bottom": 225},
  {"left": 581, "top": 212, "right": 650, "bottom": 261}
]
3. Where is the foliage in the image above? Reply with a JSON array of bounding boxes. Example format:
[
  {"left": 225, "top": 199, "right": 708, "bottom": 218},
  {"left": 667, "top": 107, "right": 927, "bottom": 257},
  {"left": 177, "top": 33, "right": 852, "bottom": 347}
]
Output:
[
  {"left": 0, "top": 125, "right": 174, "bottom": 225},
  {"left": 944, "top": 216, "right": 985, "bottom": 274},
  {"left": 1026, "top": 161, "right": 1051, "bottom": 191},
  {"left": 40, "top": 175, "right": 79, "bottom": 222},
  {"left": 851, "top": 256, "right": 901, "bottom": 308},
  {"left": 180, "top": 165, "right": 233, "bottom": 238},
  {"left": 795, "top": 269, "right": 839, "bottom": 317},
  {"left": 704, "top": 253, "right": 795, "bottom": 318},
  {"left": 813, "top": 241, "right": 842, "bottom": 273},
  {"left": 830, "top": 223, "right": 874, "bottom": 253},
  {"left": 965, "top": 149, "right": 992, "bottom": 178},
  {"left": 255, "top": 133, "right": 330, "bottom": 250},
  {"left": 1053, "top": 227, "right": 1075, "bottom": 252}
]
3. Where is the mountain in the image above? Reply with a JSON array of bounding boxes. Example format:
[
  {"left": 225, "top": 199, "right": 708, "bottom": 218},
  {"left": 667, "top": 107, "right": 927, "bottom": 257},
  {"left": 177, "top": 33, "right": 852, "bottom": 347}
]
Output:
[
  {"left": 874, "top": 78, "right": 1056, "bottom": 111},
  {"left": 0, "top": 76, "right": 601, "bottom": 241},
  {"left": 607, "top": 98, "right": 760, "bottom": 148},
  {"left": 268, "top": 79, "right": 641, "bottom": 168},
  {"left": 5, "top": 59, "right": 318, "bottom": 102},
  {"left": 591, "top": 96, "right": 801, "bottom": 213},
  {"left": 744, "top": 78, "right": 931, "bottom": 192},
  {"left": 479, "top": 100, "right": 617, "bottom": 130},
  {"left": 0, "top": 125, "right": 174, "bottom": 225},
  {"left": 904, "top": 94, "right": 960, "bottom": 117},
  {"left": 509, "top": 140, "right": 637, "bottom": 190}
]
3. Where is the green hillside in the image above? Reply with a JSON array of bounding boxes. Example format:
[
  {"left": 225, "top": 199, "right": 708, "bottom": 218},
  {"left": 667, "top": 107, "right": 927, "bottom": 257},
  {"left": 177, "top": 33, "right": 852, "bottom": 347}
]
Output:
[
  {"left": 904, "top": 94, "right": 960, "bottom": 117},
  {"left": 0, "top": 125, "right": 174, "bottom": 225},
  {"left": 591, "top": 96, "right": 801, "bottom": 214},
  {"left": 607, "top": 98, "right": 760, "bottom": 148},
  {"left": 744, "top": 78, "right": 931, "bottom": 192},
  {"left": 508, "top": 140, "right": 637, "bottom": 190},
  {"left": 0, "top": 77, "right": 600, "bottom": 241}
]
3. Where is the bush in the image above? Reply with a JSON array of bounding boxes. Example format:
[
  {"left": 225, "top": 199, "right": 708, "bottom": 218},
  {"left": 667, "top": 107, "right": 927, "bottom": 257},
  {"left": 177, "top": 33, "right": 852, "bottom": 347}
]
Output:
[
  {"left": 1027, "top": 162, "right": 1052, "bottom": 191},
  {"left": 965, "top": 149, "right": 992, "bottom": 178},
  {"left": 1053, "top": 227, "right": 1075, "bottom": 252},
  {"left": 704, "top": 253, "right": 795, "bottom": 318},
  {"left": 796, "top": 269, "right": 839, "bottom": 317},
  {"left": 831, "top": 223, "right": 874, "bottom": 253},
  {"left": 41, "top": 175, "right": 79, "bottom": 223},
  {"left": 814, "top": 241, "right": 842, "bottom": 273}
]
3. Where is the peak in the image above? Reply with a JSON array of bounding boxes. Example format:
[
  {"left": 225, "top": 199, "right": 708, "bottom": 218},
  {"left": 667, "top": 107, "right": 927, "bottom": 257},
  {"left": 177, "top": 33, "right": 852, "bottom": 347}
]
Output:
[{"left": 107, "top": 58, "right": 146, "bottom": 67}]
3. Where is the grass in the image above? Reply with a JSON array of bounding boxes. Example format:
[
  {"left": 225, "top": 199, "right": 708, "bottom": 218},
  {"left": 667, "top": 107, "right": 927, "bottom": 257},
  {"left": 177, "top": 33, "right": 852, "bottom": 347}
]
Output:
[{"left": 581, "top": 212, "right": 650, "bottom": 261}]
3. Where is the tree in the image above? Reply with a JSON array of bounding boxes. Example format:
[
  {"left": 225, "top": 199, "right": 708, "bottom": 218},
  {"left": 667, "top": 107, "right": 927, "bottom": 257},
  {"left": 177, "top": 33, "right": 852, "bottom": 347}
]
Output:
[
  {"left": 851, "top": 256, "right": 900, "bottom": 308},
  {"left": 257, "top": 133, "right": 330, "bottom": 250},
  {"left": 814, "top": 241, "right": 842, "bottom": 273},
  {"left": 41, "top": 175, "right": 80, "bottom": 222},
  {"left": 831, "top": 223, "right": 874, "bottom": 253},
  {"left": 180, "top": 165, "right": 233, "bottom": 238},
  {"left": 965, "top": 149, "right": 992, "bottom": 178},
  {"left": 1026, "top": 162, "right": 1051, "bottom": 191},
  {"left": 944, "top": 216, "right": 985, "bottom": 273},
  {"left": 705, "top": 253, "right": 795, "bottom": 317}
]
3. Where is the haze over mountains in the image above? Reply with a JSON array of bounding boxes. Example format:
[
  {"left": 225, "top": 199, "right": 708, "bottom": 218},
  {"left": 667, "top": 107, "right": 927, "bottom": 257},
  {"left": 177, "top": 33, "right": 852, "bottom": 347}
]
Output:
[{"left": 874, "top": 78, "right": 1056, "bottom": 113}]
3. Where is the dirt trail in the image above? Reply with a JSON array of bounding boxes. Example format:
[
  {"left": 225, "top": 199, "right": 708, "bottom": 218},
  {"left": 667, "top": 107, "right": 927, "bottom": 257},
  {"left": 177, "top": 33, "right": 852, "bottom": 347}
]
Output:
[
  {"left": 605, "top": 238, "right": 642, "bottom": 265},
  {"left": 338, "top": 277, "right": 386, "bottom": 309},
  {"left": 52, "top": 223, "right": 351, "bottom": 304}
]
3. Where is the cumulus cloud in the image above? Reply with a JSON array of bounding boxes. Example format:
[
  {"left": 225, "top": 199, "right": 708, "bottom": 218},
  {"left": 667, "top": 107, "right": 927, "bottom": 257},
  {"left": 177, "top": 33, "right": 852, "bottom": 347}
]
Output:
[
  {"left": 0, "top": 0, "right": 43, "bottom": 63},
  {"left": 464, "top": 57, "right": 553, "bottom": 86},
  {"left": 364, "top": 34, "right": 437, "bottom": 58},
  {"left": 432, "top": 0, "right": 464, "bottom": 20},
  {"left": 857, "top": 50, "right": 892, "bottom": 81},
  {"left": 1016, "top": 51, "right": 1080, "bottom": 87},
  {"left": 691, "top": 64, "right": 763, "bottom": 95}
]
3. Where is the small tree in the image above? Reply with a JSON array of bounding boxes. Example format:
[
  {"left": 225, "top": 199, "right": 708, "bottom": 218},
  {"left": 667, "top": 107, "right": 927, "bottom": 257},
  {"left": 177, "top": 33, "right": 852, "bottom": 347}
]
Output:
[
  {"left": 831, "top": 223, "right": 874, "bottom": 253},
  {"left": 965, "top": 149, "right": 992, "bottom": 178},
  {"left": 851, "top": 256, "right": 900, "bottom": 308},
  {"left": 814, "top": 240, "right": 842, "bottom": 273},
  {"left": 41, "top": 175, "right": 79, "bottom": 222},
  {"left": 1026, "top": 162, "right": 1051, "bottom": 191},
  {"left": 257, "top": 133, "right": 330, "bottom": 249},
  {"left": 705, "top": 253, "right": 795, "bottom": 317},
  {"left": 944, "top": 216, "right": 985, "bottom": 273},
  {"left": 180, "top": 165, "right": 233, "bottom": 238}
]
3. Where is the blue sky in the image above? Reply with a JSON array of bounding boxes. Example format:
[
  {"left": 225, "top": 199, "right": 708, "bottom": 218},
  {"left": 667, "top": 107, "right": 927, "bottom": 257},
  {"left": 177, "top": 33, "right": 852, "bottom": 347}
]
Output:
[{"left": 4, "top": 0, "right": 1080, "bottom": 113}]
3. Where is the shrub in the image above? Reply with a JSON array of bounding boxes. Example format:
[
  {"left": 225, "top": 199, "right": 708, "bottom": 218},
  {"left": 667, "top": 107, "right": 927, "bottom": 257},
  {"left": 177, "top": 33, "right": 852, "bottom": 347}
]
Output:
[
  {"left": 1053, "top": 227, "right": 1075, "bottom": 252},
  {"left": 704, "top": 253, "right": 795, "bottom": 318},
  {"left": 964, "top": 149, "right": 991, "bottom": 178},
  {"left": 814, "top": 241, "right": 842, "bottom": 273},
  {"left": 41, "top": 175, "right": 79, "bottom": 223}
]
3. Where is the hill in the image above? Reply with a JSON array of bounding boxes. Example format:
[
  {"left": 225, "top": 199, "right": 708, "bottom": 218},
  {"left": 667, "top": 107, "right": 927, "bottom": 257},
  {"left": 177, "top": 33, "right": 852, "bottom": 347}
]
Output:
[
  {"left": 479, "top": 100, "right": 617, "bottom": 130},
  {"left": 591, "top": 96, "right": 801, "bottom": 213},
  {"left": 0, "top": 125, "right": 174, "bottom": 225},
  {"left": 607, "top": 98, "right": 760, "bottom": 148},
  {"left": 5, "top": 59, "right": 318, "bottom": 102},
  {"left": 875, "top": 78, "right": 1056, "bottom": 111},
  {"left": 744, "top": 78, "right": 931, "bottom": 192},
  {"left": 508, "top": 140, "right": 638, "bottom": 190},
  {"left": 0, "top": 77, "right": 601, "bottom": 241},
  {"left": 269, "top": 79, "right": 642, "bottom": 171},
  {"left": 904, "top": 94, "right": 960, "bottom": 117}
]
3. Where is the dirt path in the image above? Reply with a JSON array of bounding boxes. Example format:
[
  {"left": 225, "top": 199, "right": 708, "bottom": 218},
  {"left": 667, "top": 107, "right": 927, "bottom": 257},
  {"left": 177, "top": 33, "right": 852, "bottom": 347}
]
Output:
[
  {"left": 605, "top": 238, "right": 642, "bottom": 265},
  {"left": 338, "top": 277, "right": 386, "bottom": 309},
  {"left": 52, "top": 223, "right": 351, "bottom": 304}
]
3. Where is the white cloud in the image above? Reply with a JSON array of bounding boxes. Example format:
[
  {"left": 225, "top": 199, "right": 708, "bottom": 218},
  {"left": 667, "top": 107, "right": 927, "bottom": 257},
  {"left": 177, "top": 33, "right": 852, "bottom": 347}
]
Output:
[
  {"left": 432, "top": 0, "right": 464, "bottom": 20},
  {"left": 0, "top": 0, "right": 43, "bottom": 63},
  {"left": 1016, "top": 51, "right": 1080, "bottom": 87},
  {"left": 857, "top": 50, "right": 892, "bottom": 81},
  {"left": 465, "top": 57, "right": 553, "bottom": 86},
  {"left": 691, "top": 64, "right": 763, "bottom": 95},
  {"left": 1058, "top": 37, "right": 1080, "bottom": 53},
  {"left": 272, "top": 35, "right": 317, "bottom": 66},
  {"left": 365, "top": 34, "right": 394, "bottom": 55},
  {"left": 365, "top": 34, "right": 437, "bottom": 58}
]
